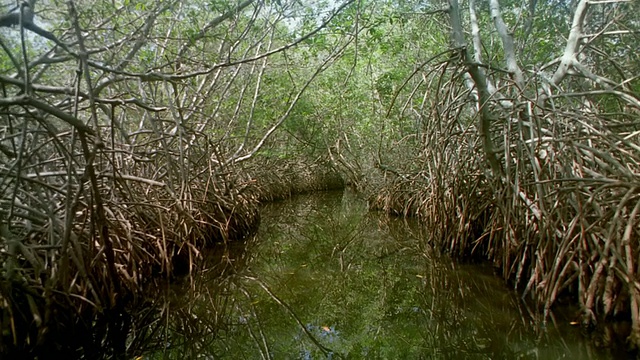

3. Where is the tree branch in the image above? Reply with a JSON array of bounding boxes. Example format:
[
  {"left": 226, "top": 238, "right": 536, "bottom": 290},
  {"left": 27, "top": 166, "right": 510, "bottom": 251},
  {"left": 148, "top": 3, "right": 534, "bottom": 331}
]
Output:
[
  {"left": 551, "top": 0, "right": 589, "bottom": 86},
  {"left": 490, "top": 0, "right": 524, "bottom": 88},
  {"left": 0, "top": 95, "right": 95, "bottom": 134},
  {"left": 449, "top": 0, "right": 502, "bottom": 175}
]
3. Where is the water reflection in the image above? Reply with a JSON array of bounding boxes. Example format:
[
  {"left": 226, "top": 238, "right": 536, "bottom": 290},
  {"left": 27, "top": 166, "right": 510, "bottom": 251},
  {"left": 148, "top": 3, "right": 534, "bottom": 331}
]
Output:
[{"left": 139, "top": 191, "right": 614, "bottom": 359}]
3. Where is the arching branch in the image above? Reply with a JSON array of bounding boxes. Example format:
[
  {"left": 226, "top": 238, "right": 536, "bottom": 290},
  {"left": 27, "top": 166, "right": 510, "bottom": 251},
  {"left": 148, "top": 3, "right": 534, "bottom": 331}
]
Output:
[{"left": 0, "top": 1, "right": 70, "bottom": 51}]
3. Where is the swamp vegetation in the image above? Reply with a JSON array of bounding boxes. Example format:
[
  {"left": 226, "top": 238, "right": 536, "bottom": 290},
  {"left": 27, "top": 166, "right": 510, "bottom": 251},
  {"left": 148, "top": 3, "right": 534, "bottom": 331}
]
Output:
[
  {"left": 0, "top": 0, "right": 638, "bottom": 357},
  {"left": 142, "top": 192, "right": 621, "bottom": 359}
]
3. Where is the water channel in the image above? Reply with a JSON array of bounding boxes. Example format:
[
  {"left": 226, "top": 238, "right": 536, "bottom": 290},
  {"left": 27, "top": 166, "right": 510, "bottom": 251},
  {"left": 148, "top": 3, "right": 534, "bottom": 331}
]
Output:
[{"left": 141, "top": 191, "right": 618, "bottom": 359}]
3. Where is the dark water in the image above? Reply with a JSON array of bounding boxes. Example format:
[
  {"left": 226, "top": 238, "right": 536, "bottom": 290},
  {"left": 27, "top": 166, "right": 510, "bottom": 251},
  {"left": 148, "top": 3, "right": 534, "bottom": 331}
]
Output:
[{"left": 141, "top": 191, "right": 617, "bottom": 359}]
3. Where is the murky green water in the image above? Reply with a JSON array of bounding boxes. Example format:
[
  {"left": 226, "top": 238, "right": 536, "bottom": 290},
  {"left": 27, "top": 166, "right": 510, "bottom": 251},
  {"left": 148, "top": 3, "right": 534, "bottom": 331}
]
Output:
[{"left": 142, "top": 191, "right": 617, "bottom": 359}]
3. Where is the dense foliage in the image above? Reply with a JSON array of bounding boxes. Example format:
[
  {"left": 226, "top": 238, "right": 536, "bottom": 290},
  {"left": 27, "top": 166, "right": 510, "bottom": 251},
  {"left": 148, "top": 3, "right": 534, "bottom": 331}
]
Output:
[{"left": 0, "top": 0, "right": 638, "bottom": 356}]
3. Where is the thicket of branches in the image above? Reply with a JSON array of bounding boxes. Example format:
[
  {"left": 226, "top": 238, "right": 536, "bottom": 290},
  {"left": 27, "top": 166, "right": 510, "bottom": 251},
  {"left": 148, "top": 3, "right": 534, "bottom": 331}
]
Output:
[
  {"left": 1, "top": 0, "right": 638, "bottom": 355},
  {"left": 368, "top": 0, "right": 640, "bottom": 348},
  {"left": 0, "top": 0, "right": 353, "bottom": 356}
]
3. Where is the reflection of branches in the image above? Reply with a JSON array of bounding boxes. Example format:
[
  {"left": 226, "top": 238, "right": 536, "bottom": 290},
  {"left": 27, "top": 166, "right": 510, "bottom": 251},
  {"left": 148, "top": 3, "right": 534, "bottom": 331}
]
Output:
[
  {"left": 125, "top": 241, "right": 254, "bottom": 358},
  {"left": 243, "top": 275, "right": 339, "bottom": 358},
  {"left": 239, "top": 287, "right": 273, "bottom": 360}
]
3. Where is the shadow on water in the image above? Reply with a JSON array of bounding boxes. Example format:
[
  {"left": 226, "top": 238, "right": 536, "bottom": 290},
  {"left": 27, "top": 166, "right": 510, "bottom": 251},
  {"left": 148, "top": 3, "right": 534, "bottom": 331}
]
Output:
[{"left": 136, "top": 191, "right": 622, "bottom": 359}]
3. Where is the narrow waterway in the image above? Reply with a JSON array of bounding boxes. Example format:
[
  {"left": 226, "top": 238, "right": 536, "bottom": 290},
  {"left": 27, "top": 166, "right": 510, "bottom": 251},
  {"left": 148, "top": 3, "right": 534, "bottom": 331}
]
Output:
[{"left": 144, "top": 191, "right": 616, "bottom": 359}]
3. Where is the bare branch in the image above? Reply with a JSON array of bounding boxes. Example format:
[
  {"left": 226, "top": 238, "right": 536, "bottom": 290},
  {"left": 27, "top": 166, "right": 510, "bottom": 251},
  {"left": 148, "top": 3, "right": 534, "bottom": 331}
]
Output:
[
  {"left": 449, "top": 0, "right": 502, "bottom": 175},
  {"left": 0, "top": 95, "right": 94, "bottom": 134},
  {"left": 551, "top": 0, "right": 589, "bottom": 86},
  {"left": 0, "top": 1, "right": 70, "bottom": 52},
  {"left": 489, "top": 0, "right": 524, "bottom": 88},
  {"left": 85, "top": 0, "right": 356, "bottom": 83}
]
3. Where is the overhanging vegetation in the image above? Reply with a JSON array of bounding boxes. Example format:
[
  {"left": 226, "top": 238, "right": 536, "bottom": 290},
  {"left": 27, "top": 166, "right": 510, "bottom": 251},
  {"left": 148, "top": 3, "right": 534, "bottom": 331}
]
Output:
[{"left": 0, "top": 0, "right": 638, "bottom": 356}]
